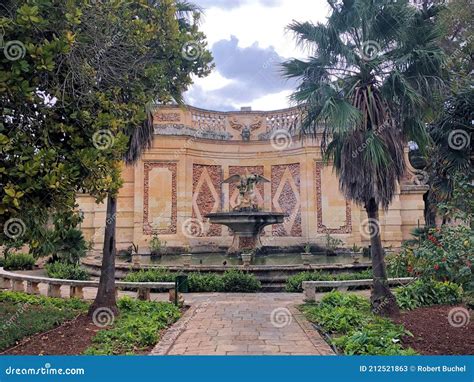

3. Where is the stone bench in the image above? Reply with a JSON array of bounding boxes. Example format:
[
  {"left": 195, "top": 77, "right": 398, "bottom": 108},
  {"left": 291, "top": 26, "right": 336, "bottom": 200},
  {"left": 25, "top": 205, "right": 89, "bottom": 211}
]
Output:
[
  {"left": 0, "top": 268, "right": 176, "bottom": 302},
  {"left": 302, "top": 277, "right": 415, "bottom": 301}
]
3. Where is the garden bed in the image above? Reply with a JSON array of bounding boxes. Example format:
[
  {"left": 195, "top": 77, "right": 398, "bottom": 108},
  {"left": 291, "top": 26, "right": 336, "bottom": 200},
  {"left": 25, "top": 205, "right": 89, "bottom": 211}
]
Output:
[
  {"left": 3, "top": 315, "right": 100, "bottom": 355},
  {"left": 0, "top": 291, "right": 88, "bottom": 352},
  {"left": 0, "top": 292, "right": 181, "bottom": 355},
  {"left": 393, "top": 305, "right": 473, "bottom": 355},
  {"left": 300, "top": 283, "right": 471, "bottom": 355}
]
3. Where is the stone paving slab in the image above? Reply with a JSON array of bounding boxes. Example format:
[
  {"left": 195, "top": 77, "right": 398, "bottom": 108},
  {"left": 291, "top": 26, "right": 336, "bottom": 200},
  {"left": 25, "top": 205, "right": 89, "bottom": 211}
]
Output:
[{"left": 150, "top": 293, "right": 334, "bottom": 356}]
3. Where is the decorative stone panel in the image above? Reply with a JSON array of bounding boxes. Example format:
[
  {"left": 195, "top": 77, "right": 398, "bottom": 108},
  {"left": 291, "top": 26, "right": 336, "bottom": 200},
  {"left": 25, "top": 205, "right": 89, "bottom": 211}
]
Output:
[
  {"left": 143, "top": 162, "right": 177, "bottom": 235},
  {"left": 192, "top": 164, "right": 223, "bottom": 237},
  {"left": 315, "top": 162, "right": 352, "bottom": 234},
  {"left": 271, "top": 164, "right": 302, "bottom": 237},
  {"left": 155, "top": 112, "right": 181, "bottom": 122}
]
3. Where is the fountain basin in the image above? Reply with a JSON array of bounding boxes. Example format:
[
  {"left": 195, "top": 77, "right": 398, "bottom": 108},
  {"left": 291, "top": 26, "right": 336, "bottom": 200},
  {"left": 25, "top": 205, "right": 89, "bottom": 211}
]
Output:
[
  {"left": 205, "top": 211, "right": 287, "bottom": 254},
  {"left": 205, "top": 211, "right": 286, "bottom": 236}
]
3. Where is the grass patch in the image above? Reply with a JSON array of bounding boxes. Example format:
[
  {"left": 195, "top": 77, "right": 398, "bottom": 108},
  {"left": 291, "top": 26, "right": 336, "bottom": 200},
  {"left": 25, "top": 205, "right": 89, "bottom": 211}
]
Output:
[
  {"left": 0, "top": 291, "right": 88, "bottom": 351},
  {"left": 301, "top": 291, "right": 417, "bottom": 355},
  {"left": 84, "top": 297, "right": 181, "bottom": 355}
]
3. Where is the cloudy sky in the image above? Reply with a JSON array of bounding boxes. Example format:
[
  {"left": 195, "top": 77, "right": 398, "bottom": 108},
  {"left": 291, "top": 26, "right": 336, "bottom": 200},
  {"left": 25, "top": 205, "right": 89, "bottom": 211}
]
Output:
[{"left": 185, "top": 0, "right": 330, "bottom": 111}]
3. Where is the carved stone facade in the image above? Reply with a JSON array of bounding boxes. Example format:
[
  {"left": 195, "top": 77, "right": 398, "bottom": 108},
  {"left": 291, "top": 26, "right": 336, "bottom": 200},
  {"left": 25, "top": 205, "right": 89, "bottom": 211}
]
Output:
[
  {"left": 77, "top": 105, "right": 428, "bottom": 253},
  {"left": 315, "top": 162, "right": 352, "bottom": 234},
  {"left": 271, "top": 164, "right": 302, "bottom": 237},
  {"left": 192, "top": 164, "right": 223, "bottom": 237},
  {"left": 143, "top": 162, "right": 177, "bottom": 235}
]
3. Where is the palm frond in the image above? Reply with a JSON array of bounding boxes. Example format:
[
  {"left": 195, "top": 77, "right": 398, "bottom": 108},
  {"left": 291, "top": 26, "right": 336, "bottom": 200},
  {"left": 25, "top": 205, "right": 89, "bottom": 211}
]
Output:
[
  {"left": 123, "top": 105, "right": 154, "bottom": 165},
  {"left": 283, "top": 0, "right": 447, "bottom": 208}
]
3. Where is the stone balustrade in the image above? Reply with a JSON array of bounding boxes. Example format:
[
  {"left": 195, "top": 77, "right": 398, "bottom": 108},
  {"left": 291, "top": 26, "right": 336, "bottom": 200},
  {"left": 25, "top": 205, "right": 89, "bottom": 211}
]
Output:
[
  {"left": 190, "top": 109, "right": 227, "bottom": 131},
  {"left": 302, "top": 277, "right": 415, "bottom": 301},
  {"left": 0, "top": 268, "right": 176, "bottom": 302},
  {"left": 154, "top": 105, "right": 309, "bottom": 141}
]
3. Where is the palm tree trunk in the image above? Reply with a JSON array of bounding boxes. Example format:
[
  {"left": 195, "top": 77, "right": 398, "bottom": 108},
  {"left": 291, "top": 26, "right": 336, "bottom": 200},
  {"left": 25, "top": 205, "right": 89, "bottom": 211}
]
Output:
[
  {"left": 365, "top": 198, "right": 399, "bottom": 317},
  {"left": 88, "top": 193, "right": 118, "bottom": 316}
]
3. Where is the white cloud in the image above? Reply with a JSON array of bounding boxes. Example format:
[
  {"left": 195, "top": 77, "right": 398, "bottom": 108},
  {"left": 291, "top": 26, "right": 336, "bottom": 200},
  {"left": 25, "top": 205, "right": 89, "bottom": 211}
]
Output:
[
  {"left": 251, "top": 89, "right": 294, "bottom": 111},
  {"left": 187, "top": 0, "right": 330, "bottom": 111}
]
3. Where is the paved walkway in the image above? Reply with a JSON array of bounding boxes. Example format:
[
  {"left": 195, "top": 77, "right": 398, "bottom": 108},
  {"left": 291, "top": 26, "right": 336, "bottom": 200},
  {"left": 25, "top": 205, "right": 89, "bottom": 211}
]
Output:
[
  {"left": 151, "top": 293, "right": 334, "bottom": 355},
  {"left": 8, "top": 273, "right": 336, "bottom": 355}
]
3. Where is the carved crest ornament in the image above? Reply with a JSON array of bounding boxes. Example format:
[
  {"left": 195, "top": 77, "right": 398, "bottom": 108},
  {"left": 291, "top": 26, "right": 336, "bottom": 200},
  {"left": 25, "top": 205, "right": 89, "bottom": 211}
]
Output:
[{"left": 229, "top": 117, "right": 262, "bottom": 141}]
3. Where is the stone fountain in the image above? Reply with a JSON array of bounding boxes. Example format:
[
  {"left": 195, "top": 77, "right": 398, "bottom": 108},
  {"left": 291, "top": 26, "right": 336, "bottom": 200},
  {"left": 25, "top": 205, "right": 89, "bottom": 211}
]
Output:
[{"left": 205, "top": 173, "right": 287, "bottom": 255}]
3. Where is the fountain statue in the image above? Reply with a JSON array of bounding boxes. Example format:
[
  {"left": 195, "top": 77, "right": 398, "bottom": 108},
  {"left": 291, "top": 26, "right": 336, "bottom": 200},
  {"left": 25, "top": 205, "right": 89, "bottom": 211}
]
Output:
[
  {"left": 205, "top": 173, "right": 287, "bottom": 256},
  {"left": 225, "top": 173, "right": 269, "bottom": 212}
]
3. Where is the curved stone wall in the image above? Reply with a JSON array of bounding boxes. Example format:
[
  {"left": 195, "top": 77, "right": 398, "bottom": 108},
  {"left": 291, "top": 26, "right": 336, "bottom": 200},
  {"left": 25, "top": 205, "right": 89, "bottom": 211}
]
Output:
[{"left": 77, "top": 105, "right": 428, "bottom": 253}]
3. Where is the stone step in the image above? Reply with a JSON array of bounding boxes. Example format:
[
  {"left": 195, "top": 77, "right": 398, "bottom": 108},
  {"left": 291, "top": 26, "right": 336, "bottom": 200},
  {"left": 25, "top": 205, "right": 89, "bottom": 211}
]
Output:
[{"left": 260, "top": 283, "right": 287, "bottom": 292}]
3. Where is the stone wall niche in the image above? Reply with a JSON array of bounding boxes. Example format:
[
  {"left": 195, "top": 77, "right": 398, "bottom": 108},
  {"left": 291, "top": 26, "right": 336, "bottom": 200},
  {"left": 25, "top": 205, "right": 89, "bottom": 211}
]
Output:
[{"left": 143, "top": 162, "right": 177, "bottom": 235}]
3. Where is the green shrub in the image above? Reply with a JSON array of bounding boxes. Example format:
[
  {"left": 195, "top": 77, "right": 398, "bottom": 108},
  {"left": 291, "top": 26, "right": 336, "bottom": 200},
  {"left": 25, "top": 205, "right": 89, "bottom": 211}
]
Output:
[
  {"left": 3, "top": 253, "right": 35, "bottom": 270},
  {"left": 221, "top": 269, "right": 261, "bottom": 292},
  {"left": 304, "top": 305, "right": 368, "bottom": 334},
  {"left": 187, "top": 273, "right": 224, "bottom": 292},
  {"left": 395, "top": 279, "right": 463, "bottom": 310},
  {"left": 122, "top": 268, "right": 175, "bottom": 283},
  {"left": 463, "top": 290, "right": 474, "bottom": 309},
  {"left": 0, "top": 290, "right": 88, "bottom": 310},
  {"left": 285, "top": 269, "right": 373, "bottom": 292},
  {"left": 45, "top": 262, "right": 90, "bottom": 280},
  {"left": 84, "top": 297, "right": 180, "bottom": 355},
  {"left": 319, "top": 290, "right": 371, "bottom": 311},
  {"left": 301, "top": 291, "right": 416, "bottom": 355},
  {"left": 387, "top": 225, "right": 473, "bottom": 289},
  {"left": 333, "top": 318, "right": 417, "bottom": 355},
  {"left": 123, "top": 269, "right": 261, "bottom": 292}
]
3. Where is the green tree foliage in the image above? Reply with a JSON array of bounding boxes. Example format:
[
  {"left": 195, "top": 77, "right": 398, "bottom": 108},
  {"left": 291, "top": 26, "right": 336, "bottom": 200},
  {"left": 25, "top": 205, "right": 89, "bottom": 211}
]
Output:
[
  {"left": 425, "top": 89, "right": 473, "bottom": 224},
  {"left": 1, "top": 0, "right": 213, "bottom": 311}
]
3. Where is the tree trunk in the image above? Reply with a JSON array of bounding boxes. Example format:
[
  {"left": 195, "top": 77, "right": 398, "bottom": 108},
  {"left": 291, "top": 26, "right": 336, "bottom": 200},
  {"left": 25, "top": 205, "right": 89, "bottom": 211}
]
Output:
[
  {"left": 88, "top": 193, "right": 118, "bottom": 316},
  {"left": 423, "top": 191, "right": 436, "bottom": 227},
  {"left": 365, "top": 198, "right": 399, "bottom": 317}
]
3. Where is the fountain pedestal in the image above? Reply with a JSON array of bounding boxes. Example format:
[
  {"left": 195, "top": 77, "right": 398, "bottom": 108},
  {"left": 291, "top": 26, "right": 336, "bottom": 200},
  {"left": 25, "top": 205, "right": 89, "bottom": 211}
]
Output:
[{"left": 205, "top": 211, "right": 287, "bottom": 255}]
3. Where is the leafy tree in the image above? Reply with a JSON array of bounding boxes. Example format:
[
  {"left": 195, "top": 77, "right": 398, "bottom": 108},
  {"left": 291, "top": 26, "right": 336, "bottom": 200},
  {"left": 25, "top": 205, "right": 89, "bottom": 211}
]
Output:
[
  {"left": 284, "top": 0, "right": 446, "bottom": 315},
  {"left": 1, "top": 0, "right": 212, "bottom": 314},
  {"left": 0, "top": 1, "right": 107, "bottom": 235}
]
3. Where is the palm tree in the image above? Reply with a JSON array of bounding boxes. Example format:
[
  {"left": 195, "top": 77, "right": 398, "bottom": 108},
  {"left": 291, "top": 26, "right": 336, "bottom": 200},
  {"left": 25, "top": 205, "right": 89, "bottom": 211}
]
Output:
[
  {"left": 425, "top": 88, "right": 473, "bottom": 225},
  {"left": 284, "top": 0, "right": 446, "bottom": 315}
]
